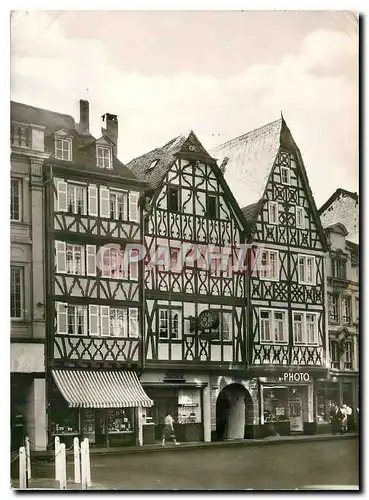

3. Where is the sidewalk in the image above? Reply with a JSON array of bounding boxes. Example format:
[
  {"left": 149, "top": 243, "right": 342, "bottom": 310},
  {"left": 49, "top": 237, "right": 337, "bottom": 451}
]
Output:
[{"left": 28, "top": 431, "right": 358, "bottom": 460}]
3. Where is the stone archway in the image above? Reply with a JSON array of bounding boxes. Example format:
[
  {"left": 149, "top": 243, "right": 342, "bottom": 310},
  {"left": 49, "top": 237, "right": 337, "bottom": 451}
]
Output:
[{"left": 215, "top": 383, "right": 253, "bottom": 440}]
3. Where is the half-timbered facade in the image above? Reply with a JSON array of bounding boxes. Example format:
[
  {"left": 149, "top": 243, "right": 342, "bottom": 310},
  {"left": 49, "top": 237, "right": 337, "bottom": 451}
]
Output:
[
  {"left": 211, "top": 117, "right": 329, "bottom": 437},
  {"left": 44, "top": 100, "right": 152, "bottom": 448},
  {"left": 318, "top": 190, "right": 359, "bottom": 431},
  {"left": 127, "top": 131, "right": 250, "bottom": 442}
]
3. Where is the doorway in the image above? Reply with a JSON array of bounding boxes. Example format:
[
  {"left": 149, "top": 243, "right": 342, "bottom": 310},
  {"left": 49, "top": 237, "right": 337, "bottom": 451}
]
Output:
[
  {"left": 288, "top": 397, "right": 303, "bottom": 432},
  {"left": 215, "top": 383, "right": 253, "bottom": 440}
]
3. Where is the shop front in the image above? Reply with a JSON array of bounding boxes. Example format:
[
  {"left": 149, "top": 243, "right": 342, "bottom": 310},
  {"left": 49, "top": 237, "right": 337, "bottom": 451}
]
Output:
[
  {"left": 48, "top": 369, "right": 153, "bottom": 448},
  {"left": 140, "top": 371, "right": 209, "bottom": 443},
  {"left": 257, "top": 372, "right": 315, "bottom": 437}
]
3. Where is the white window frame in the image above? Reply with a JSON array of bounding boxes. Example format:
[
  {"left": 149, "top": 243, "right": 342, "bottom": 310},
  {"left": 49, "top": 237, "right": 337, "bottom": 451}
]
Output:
[
  {"left": 259, "top": 308, "right": 288, "bottom": 344},
  {"left": 86, "top": 245, "right": 96, "bottom": 277},
  {"left": 259, "top": 249, "right": 279, "bottom": 281},
  {"left": 298, "top": 254, "right": 316, "bottom": 285},
  {"left": 55, "top": 137, "right": 72, "bottom": 161},
  {"left": 159, "top": 309, "right": 169, "bottom": 339},
  {"left": 158, "top": 308, "right": 182, "bottom": 340},
  {"left": 11, "top": 178, "right": 22, "bottom": 221},
  {"left": 56, "top": 180, "right": 68, "bottom": 212},
  {"left": 296, "top": 206, "right": 305, "bottom": 229},
  {"left": 100, "top": 187, "right": 110, "bottom": 218},
  {"left": 341, "top": 296, "right": 351, "bottom": 324},
  {"left": 110, "top": 190, "right": 128, "bottom": 221},
  {"left": 221, "top": 311, "right": 233, "bottom": 341},
  {"left": 293, "top": 311, "right": 319, "bottom": 346},
  {"left": 268, "top": 201, "right": 279, "bottom": 225},
  {"left": 66, "top": 304, "right": 88, "bottom": 336},
  {"left": 88, "top": 184, "right": 98, "bottom": 216},
  {"left": 280, "top": 166, "right": 291, "bottom": 185},
  {"left": 97, "top": 146, "right": 112, "bottom": 169},
  {"left": 11, "top": 266, "right": 24, "bottom": 320},
  {"left": 129, "top": 191, "right": 139, "bottom": 222},
  {"left": 66, "top": 244, "right": 85, "bottom": 276},
  {"left": 67, "top": 184, "right": 87, "bottom": 215}
]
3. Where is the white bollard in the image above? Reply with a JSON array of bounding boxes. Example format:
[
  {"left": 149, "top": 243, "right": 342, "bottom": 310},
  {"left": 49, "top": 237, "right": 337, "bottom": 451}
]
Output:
[
  {"left": 54, "top": 436, "right": 60, "bottom": 482},
  {"left": 80, "top": 439, "right": 87, "bottom": 490},
  {"left": 59, "top": 443, "right": 67, "bottom": 490},
  {"left": 25, "top": 436, "right": 32, "bottom": 480},
  {"left": 73, "top": 437, "right": 81, "bottom": 484},
  {"left": 84, "top": 438, "right": 91, "bottom": 487},
  {"left": 19, "top": 446, "right": 27, "bottom": 489}
]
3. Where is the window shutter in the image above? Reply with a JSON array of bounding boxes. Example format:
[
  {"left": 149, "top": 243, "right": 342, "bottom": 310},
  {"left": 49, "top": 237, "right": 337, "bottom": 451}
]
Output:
[
  {"left": 57, "top": 181, "right": 68, "bottom": 212},
  {"left": 100, "top": 187, "right": 110, "bottom": 218},
  {"left": 89, "top": 305, "right": 99, "bottom": 336},
  {"left": 86, "top": 245, "right": 96, "bottom": 276},
  {"left": 57, "top": 302, "right": 68, "bottom": 334},
  {"left": 100, "top": 305, "right": 110, "bottom": 336},
  {"left": 88, "top": 185, "right": 98, "bottom": 216},
  {"left": 129, "top": 308, "right": 139, "bottom": 338},
  {"left": 55, "top": 241, "right": 66, "bottom": 273},
  {"left": 129, "top": 191, "right": 139, "bottom": 222}
]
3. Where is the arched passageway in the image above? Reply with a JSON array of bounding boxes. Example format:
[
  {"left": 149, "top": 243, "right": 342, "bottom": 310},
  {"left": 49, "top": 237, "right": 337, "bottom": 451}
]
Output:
[{"left": 215, "top": 383, "right": 253, "bottom": 440}]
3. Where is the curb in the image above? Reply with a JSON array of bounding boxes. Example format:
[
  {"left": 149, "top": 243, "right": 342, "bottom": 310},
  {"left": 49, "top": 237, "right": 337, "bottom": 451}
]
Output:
[{"left": 25, "top": 433, "right": 358, "bottom": 460}]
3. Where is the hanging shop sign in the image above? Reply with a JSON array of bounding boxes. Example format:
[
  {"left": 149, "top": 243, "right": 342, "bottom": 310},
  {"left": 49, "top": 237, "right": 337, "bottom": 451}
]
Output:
[{"left": 282, "top": 372, "right": 310, "bottom": 382}]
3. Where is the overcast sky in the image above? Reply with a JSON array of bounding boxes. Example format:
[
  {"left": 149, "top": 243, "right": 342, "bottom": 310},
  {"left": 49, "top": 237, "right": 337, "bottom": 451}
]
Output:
[{"left": 10, "top": 10, "right": 358, "bottom": 206}]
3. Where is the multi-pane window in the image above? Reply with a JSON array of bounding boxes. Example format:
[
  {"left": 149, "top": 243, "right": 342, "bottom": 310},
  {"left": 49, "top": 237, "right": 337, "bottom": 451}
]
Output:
[
  {"left": 332, "top": 258, "right": 346, "bottom": 280},
  {"left": 110, "top": 191, "right": 128, "bottom": 220},
  {"left": 260, "top": 309, "right": 287, "bottom": 344},
  {"left": 260, "top": 249, "right": 279, "bottom": 280},
  {"left": 329, "top": 341, "right": 339, "bottom": 369},
  {"left": 11, "top": 267, "right": 23, "bottom": 319},
  {"left": 158, "top": 308, "right": 182, "bottom": 340},
  {"left": 296, "top": 206, "right": 305, "bottom": 229},
  {"left": 293, "top": 312, "right": 319, "bottom": 345},
  {"left": 293, "top": 313, "right": 304, "bottom": 344},
  {"left": 97, "top": 146, "right": 112, "bottom": 169},
  {"left": 100, "top": 246, "right": 137, "bottom": 281},
  {"left": 55, "top": 137, "right": 71, "bottom": 161},
  {"left": 57, "top": 303, "right": 138, "bottom": 338},
  {"left": 355, "top": 298, "right": 359, "bottom": 323},
  {"left": 67, "top": 305, "right": 87, "bottom": 335},
  {"left": 66, "top": 244, "right": 85, "bottom": 275},
  {"left": 343, "top": 342, "right": 353, "bottom": 370},
  {"left": 221, "top": 312, "right": 233, "bottom": 341},
  {"left": 298, "top": 255, "right": 315, "bottom": 285},
  {"left": 168, "top": 187, "right": 180, "bottom": 212},
  {"left": 67, "top": 184, "right": 87, "bottom": 215},
  {"left": 329, "top": 294, "right": 339, "bottom": 322},
  {"left": 280, "top": 167, "right": 290, "bottom": 185},
  {"left": 268, "top": 201, "right": 279, "bottom": 225},
  {"left": 206, "top": 194, "right": 218, "bottom": 219},
  {"left": 342, "top": 296, "right": 351, "bottom": 324},
  {"left": 11, "top": 179, "right": 21, "bottom": 221}
]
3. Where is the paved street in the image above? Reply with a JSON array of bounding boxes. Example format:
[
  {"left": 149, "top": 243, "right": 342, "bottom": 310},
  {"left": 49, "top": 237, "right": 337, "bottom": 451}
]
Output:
[{"left": 12, "top": 437, "right": 359, "bottom": 490}]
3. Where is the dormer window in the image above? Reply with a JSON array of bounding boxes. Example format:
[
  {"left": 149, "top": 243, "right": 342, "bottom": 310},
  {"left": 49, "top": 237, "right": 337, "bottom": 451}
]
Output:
[
  {"left": 147, "top": 159, "right": 160, "bottom": 173},
  {"left": 97, "top": 146, "right": 112, "bottom": 169},
  {"left": 55, "top": 137, "right": 71, "bottom": 161}
]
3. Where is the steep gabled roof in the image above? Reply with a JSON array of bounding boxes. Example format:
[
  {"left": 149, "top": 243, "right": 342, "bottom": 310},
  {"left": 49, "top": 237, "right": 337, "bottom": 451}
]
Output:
[
  {"left": 318, "top": 188, "right": 358, "bottom": 215},
  {"left": 210, "top": 117, "right": 328, "bottom": 251},
  {"left": 126, "top": 130, "right": 216, "bottom": 191}
]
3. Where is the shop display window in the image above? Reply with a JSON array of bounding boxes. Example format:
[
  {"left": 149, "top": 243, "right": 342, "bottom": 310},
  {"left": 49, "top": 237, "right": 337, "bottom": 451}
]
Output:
[
  {"left": 177, "top": 388, "right": 202, "bottom": 424},
  {"left": 263, "top": 387, "right": 289, "bottom": 422},
  {"left": 107, "top": 409, "right": 133, "bottom": 433},
  {"left": 51, "top": 409, "right": 79, "bottom": 435},
  {"left": 316, "top": 382, "right": 340, "bottom": 424}
]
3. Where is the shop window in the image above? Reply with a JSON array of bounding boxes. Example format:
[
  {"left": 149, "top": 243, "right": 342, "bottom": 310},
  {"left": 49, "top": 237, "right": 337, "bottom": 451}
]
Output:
[
  {"left": 263, "top": 387, "right": 289, "bottom": 423},
  {"left": 177, "top": 388, "right": 202, "bottom": 424},
  {"left": 107, "top": 409, "right": 133, "bottom": 433},
  {"left": 329, "top": 294, "right": 339, "bottom": 322},
  {"left": 342, "top": 296, "right": 351, "bottom": 324}
]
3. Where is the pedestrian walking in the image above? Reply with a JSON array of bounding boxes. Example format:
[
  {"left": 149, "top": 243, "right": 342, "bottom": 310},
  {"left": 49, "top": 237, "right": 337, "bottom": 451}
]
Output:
[
  {"left": 161, "top": 412, "right": 180, "bottom": 447},
  {"left": 340, "top": 404, "right": 348, "bottom": 434},
  {"left": 330, "top": 404, "right": 343, "bottom": 435},
  {"left": 345, "top": 403, "right": 353, "bottom": 432}
]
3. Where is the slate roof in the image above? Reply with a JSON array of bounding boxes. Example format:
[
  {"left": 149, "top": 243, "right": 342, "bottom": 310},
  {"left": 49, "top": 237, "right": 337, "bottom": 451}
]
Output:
[
  {"left": 11, "top": 101, "right": 138, "bottom": 181},
  {"left": 210, "top": 119, "right": 284, "bottom": 213},
  {"left": 126, "top": 130, "right": 216, "bottom": 192},
  {"left": 319, "top": 188, "right": 359, "bottom": 245}
]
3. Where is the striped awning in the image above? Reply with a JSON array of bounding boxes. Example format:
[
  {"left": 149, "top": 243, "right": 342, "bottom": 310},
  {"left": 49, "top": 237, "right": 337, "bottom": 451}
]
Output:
[{"left": 51, "top": 369, "right": 153, "bottom": 409}]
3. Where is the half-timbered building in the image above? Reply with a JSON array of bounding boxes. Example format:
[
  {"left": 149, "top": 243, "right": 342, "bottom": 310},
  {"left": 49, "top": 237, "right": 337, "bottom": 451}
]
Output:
[
  {"left": 127, "top": 131, "right": 250, "bottom": 442},
  {"left": 44, "top": 100, "right": 152, "bottom": 448},
  {"left": 318, "top": 190, "right": 359, "bottom": 431},
  {"left": 211, "top": 117, "right": 330, "bottom": 437}
]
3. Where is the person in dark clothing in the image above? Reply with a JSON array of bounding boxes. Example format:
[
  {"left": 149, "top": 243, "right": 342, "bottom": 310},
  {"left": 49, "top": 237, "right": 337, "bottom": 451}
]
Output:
[{"left": 330, "top": 404, "right": 343, "bottom": 435}]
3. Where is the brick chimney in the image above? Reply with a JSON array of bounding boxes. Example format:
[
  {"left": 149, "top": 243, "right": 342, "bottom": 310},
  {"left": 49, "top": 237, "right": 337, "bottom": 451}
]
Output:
[
  {"left": 102, "top": 113, "right": 118, "bottom": 157},
  {"left": 79, "top": 100, "right": 90, "bottom": 135}
]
